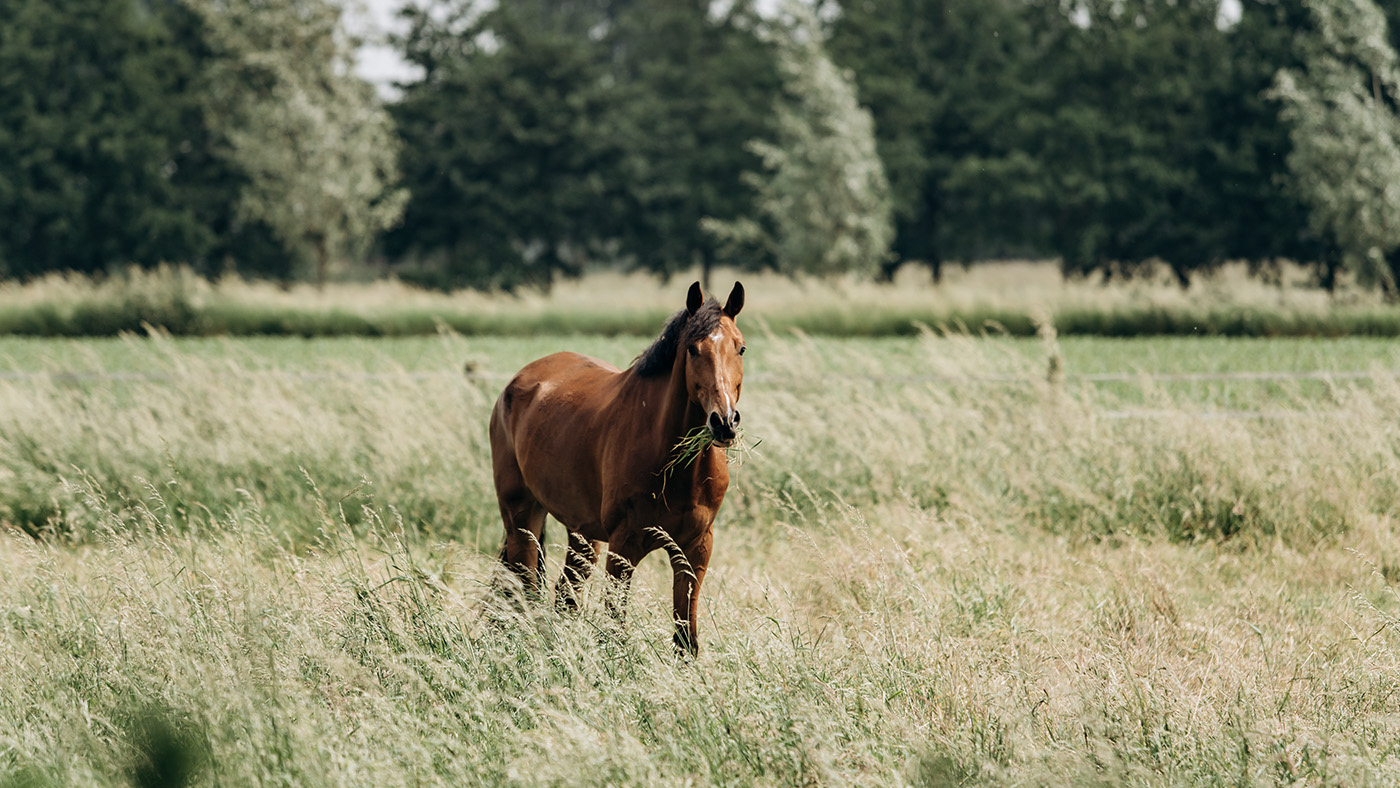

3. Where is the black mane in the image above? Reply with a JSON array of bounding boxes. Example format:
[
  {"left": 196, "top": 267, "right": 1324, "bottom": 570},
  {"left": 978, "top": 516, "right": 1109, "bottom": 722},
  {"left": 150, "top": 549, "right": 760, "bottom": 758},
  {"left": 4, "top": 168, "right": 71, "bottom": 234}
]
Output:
[{"left": 633, "top": 298, "right": 723, "bottom": 377}]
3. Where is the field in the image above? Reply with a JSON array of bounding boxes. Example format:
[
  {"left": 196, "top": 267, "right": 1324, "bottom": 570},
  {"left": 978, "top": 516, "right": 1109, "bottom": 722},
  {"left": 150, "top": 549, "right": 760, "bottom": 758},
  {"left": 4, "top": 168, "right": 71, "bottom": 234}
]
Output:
[{"left": 4, "top": 320, "right": 1400, "bottom": 786}]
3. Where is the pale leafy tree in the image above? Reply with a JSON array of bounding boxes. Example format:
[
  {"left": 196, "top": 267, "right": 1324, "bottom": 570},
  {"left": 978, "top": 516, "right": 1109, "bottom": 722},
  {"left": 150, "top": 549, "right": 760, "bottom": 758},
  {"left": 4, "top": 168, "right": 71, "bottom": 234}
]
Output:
[
  {"left": 705, "top": 1, "right": 893, "bottom": 278},
  {"left": 1273, "top": 0, "right": 1400, "bottom": 295},
  {"left": 188, "top": 0, "right": 408, "bottom": 285}
]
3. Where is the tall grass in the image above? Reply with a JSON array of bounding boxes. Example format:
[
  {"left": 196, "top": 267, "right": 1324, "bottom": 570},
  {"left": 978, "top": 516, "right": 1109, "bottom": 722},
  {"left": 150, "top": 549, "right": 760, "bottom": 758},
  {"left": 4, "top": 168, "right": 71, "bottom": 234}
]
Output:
[
  {"left": 4, "top": 261, "right": 1400, "bottom": 337},
  {"left": 2, "top": 331, "right": 1400, "bottom": 785},
  {"left": 0, "top": 331, "right": 497, "bottom": 545},
  {"left": 3, "top": 329, "right": 1396, "bottom": 546}
]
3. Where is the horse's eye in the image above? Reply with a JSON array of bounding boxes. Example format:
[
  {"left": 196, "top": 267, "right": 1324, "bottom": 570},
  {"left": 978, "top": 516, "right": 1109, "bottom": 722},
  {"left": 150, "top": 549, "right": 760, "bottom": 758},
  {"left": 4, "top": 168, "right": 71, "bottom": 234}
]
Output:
[
  {"left": 687, "top": 345, "right": 699, "bottom": 357},
  {"left": 738, "top": 346, "right": 746, "bottom": 356}
]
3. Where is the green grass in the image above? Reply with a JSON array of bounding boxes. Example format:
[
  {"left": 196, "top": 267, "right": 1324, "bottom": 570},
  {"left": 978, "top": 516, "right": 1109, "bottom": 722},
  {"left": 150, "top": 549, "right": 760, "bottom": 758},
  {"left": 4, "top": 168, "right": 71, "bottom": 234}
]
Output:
[
  {"left": 8, "top": 261, "right": 1400, "bottom": 338},
  {"left": 4, "top": 331, "right": 1400, "bottom": 786}
]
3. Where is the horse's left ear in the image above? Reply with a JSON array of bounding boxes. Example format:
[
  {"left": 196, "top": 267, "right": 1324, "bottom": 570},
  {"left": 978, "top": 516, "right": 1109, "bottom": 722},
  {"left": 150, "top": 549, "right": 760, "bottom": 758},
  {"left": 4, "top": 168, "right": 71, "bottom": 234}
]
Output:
[
  {"left": 686, "top": 281, "right": 703, "bottom": 315},
  {"left": 723, "top": 281, "right": 744, "bottom": 318}
]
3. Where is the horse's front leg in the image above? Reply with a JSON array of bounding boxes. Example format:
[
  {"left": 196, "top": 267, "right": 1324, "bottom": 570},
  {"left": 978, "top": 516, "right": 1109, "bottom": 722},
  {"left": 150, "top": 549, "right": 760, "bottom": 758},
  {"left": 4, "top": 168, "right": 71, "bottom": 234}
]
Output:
[
  {"left": 669, "top": 531, "right": 713, "bottom": 658},
  {"left": 554, "top": 531, "right": 600, "bottom": 613},
  {"left": 603, "top": 529, "right": 648, "bottom": 622}
]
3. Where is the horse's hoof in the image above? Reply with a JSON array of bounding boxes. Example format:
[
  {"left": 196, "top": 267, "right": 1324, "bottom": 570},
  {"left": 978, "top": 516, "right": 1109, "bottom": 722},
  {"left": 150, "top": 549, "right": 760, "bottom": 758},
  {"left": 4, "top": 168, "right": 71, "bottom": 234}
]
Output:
[{"left": 672, "top": 630, "right": 699, "bottom": 660}]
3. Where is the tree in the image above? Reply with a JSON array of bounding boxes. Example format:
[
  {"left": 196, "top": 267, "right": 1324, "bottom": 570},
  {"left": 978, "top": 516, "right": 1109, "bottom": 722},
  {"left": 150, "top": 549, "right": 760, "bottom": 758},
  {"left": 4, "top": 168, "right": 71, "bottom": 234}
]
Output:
[
  {"left": 826, "top": 0, "right": 1048, "bottom": 281},
  {"left": 190, "top": 0, "right": 407, "bottom": 286},
  {"left": 1017, "top": 0, "right": 1248, "bottom": 285},
  {"left": 704, "top": 3, "right": 893, "bottom": 279},
  {"left": 1207, "top": 0, "right": 1328, "bottom": 285},
  {"left": 388, "top": 0, "right": 627, "bottom": 290},
  {"left": 388, "top": 0, "right": 781, "bottom": 291},
  {"left": 605, "top": 0, "right": 781, "bottom": 288},
  {"left": 0, "top": 0, "right": 222, "bottom": 277},
  {"left": 1272, "top": 0, "right": 1400, "bottom": 296}
]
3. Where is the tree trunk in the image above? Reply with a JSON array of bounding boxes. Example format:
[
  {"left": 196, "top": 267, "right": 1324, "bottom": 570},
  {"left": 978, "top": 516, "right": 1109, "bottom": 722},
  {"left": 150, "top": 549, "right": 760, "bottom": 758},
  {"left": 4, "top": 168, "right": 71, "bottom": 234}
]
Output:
[
  {"left": 927, "top": 256, "right": 942, "bottom": 285},
  {"left": 1386, "top": 249, "right": 1400, "bottom": 303},
  {"left": 878, "top": 257, "right": 901, "bottom": 282},
  {"left": 1320, "top": 253, "right": 1339, "bottom": 295},
  {"left": 315, "top": 241, "right": 329, "bottom": 290},
  {"left": 1171, "top": 262, "right": 1192, "bottom": 290}
]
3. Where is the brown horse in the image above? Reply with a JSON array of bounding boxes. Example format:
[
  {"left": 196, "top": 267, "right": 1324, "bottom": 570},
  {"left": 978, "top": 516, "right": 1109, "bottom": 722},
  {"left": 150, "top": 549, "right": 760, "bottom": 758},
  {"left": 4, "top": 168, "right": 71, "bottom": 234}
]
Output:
[{"left": 489, "top": 281, "right": 745, "bottom": 656}]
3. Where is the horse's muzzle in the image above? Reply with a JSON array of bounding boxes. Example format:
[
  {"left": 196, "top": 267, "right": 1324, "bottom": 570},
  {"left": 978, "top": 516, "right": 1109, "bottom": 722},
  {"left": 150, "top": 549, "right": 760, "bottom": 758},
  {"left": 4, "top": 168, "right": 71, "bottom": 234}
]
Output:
[{"left": 707, "top": 410, "right": 739, "bottom": 447}]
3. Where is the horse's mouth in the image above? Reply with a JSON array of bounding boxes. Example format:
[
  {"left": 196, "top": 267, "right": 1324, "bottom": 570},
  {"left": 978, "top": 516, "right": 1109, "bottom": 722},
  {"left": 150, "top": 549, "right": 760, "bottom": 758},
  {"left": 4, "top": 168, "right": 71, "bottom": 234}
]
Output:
[{"left": 708, "top": 430, "right": 735, "bottom": 450}]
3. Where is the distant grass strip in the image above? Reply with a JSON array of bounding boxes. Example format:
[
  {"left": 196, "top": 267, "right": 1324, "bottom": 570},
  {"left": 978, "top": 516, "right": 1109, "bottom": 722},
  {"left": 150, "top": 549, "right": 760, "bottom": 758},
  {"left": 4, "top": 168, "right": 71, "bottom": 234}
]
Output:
[
  {"left": 0, "top": 299, "right": 678, "bottom": 338},
  {"left": 7, "top": 301, "right": 1400, "bottom": 339},
  {"left": 5, "top": 263, "right": 1400, "bottom": 338}
]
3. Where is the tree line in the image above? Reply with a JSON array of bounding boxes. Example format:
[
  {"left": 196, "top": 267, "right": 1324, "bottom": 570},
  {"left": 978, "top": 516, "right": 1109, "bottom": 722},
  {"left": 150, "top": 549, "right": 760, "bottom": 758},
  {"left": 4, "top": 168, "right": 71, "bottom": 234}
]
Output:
[{"left": 4, "top": 0, "right": 1400, "bottom": 293}]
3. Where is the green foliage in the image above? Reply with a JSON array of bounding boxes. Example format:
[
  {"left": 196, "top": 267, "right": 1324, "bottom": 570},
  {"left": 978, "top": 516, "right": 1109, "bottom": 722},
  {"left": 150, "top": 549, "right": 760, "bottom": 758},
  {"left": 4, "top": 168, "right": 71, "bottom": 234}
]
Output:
[
  {"left": 389, "top": 0, "right": 782, "bottom": 290},
  {"left": 0, "top": 0, "right": 392, "bottom": 282},
  {"left": 0, "top": 0, "right": 218, "bottom": 276},
  {"left": 1273, "top": 0, "right": 1400, "bottom": 295},
  {"left": 705, "top": 2, "right": 893, "bottom": 279},
  {"left": 1208, "top": 0, "right": 1327, "bottom": 281},
  {"left": 825, "top": 0, "right": 1342, "bottom": 288},
  {"left": 971, "top": 0, "right": 1308, "bottom": 286},
  {"left": 190, "top": 0, "right": 407, "bottom": 286},
  {"left": 1034, "top": 0, "right": 1234, "bottom": 282},
  {"left": 389, "top": 0, "right": 629, "bottom": 290},
  {"left": 827, "top": 0, "right": 1048, "bottom": 278},
  {"left": 605, "top": 0, "right": 781, "bottom": 285}
]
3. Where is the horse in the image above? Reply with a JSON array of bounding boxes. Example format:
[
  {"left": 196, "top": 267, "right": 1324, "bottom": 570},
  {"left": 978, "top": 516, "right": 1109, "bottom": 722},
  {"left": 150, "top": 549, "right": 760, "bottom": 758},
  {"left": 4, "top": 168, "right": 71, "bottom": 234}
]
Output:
[{"left": 489, "top": 281, "right": 745, "bottom": 657}]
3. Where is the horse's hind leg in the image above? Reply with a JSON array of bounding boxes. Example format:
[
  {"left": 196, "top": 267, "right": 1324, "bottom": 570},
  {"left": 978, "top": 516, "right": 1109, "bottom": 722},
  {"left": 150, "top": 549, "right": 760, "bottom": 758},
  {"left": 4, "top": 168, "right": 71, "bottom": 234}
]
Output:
[
  {"left": 494, "top": 458, "right": 548, "bottom": 601},
  {"left": 554, "top": 532, "right": 600, "bottom": 613},
  {"left": 490, "top": 390, "right": 550, "bottom": 602},
  {"left": 498, "top": 494, "right": 547, "bottom": 600}
]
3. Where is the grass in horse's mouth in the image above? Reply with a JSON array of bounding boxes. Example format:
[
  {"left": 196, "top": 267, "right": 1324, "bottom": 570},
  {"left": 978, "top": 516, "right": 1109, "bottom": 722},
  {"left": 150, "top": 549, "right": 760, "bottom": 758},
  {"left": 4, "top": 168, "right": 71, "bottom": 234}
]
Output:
[{"left": 666, "top": 425, "right": 759, "bottom": 475}]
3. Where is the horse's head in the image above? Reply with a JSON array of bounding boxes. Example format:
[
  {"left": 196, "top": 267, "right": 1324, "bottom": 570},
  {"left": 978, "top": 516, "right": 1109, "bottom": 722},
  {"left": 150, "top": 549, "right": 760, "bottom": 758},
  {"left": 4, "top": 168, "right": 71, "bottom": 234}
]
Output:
[{"left": 683, "top": 281, "right": 745, "bottom": 448}]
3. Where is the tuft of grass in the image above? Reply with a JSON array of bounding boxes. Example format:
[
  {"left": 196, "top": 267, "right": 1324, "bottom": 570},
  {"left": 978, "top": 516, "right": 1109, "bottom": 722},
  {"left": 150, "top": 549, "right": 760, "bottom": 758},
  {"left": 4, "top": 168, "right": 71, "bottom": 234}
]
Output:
[
  {"left": 666, "top": 425, "right": 760, "bottom": 471},
  {"left": 660, "top": 427, "right": 761, "bottom": 499}
]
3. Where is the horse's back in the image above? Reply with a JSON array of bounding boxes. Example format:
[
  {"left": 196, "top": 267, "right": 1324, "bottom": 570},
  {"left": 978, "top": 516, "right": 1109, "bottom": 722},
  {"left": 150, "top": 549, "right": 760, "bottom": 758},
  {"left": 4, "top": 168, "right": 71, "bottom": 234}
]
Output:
[{"left": 495, "top": 351, "right": 620, "bottom": 420}]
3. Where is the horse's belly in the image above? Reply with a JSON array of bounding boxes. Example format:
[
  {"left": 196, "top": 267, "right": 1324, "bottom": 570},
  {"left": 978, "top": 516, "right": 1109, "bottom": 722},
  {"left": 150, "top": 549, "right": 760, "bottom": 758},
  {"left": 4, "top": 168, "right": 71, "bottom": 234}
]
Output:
[{"left": 520, "top": 461, "right": 602, "bottom": 532}]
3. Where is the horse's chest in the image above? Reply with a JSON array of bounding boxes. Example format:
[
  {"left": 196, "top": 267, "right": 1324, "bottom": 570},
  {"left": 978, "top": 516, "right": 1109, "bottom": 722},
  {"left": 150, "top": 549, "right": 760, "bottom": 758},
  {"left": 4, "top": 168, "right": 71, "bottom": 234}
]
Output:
[{"left": 635, "top": 475, "right": 725, "bottom": 519}]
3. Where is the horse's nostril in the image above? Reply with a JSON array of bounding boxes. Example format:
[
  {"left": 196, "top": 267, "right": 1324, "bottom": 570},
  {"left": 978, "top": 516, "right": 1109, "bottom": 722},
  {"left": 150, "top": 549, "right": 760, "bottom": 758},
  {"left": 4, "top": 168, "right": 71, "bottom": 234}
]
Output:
[
  {"left": 707, "top": 412, "right": 736, "bottom": 441},
  {"left": 733, "top": 411, "right": 741, "bottom": 425}
]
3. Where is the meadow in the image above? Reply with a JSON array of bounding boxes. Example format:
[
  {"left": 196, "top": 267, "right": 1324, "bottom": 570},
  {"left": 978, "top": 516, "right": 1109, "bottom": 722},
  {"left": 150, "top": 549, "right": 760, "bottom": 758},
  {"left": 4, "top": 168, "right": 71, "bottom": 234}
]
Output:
[{"left": 3, "top": 317, "right": 1400, "bottom": 785}]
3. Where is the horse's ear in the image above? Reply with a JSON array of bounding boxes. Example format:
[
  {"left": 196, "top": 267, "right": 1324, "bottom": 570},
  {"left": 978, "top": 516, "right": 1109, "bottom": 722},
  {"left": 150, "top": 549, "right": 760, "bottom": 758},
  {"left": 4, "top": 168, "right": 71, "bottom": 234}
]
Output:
[
  {"left": 723, "top": 281, "right": 744, "bottom": 318},
  {"left": 686, "top": 281, "right": 703, "bottom": 314}
]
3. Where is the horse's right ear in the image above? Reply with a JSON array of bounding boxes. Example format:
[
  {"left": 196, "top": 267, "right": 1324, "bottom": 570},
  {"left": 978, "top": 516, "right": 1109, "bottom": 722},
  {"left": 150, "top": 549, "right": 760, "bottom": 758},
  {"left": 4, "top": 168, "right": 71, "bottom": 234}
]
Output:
[
  {"left": 686, "top": 281, "right": 703, "bottom": 314},
  {"left": 723, "top": 281, "right": 744, "bottom": 318}
]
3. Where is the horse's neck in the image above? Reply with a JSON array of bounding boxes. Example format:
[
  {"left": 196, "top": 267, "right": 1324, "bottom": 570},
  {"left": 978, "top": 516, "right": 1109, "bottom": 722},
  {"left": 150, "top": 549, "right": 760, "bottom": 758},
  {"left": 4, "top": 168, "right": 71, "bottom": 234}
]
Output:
[{"left": 622, "top": 358, "right": 705, "bottom": 458}]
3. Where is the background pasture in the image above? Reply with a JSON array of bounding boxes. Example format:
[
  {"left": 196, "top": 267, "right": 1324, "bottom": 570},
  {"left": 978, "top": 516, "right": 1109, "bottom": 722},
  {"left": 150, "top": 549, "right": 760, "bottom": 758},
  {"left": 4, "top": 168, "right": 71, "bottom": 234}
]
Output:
[
  {"left": 6, "top": 262, "right": 1400, "bottom": 339},
  {"left": 2, "top": 313, "right": 1400, "bottom": 785}
]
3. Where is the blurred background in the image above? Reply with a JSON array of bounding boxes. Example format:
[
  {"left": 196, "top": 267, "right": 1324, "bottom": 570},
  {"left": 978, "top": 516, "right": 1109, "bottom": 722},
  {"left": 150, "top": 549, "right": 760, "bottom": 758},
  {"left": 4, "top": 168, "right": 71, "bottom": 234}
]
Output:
[{"left": 2, "top": 0, "right": 1397, "bottom": 299}]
